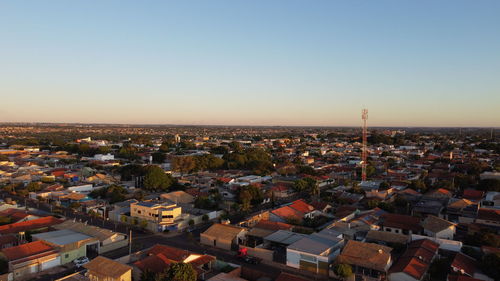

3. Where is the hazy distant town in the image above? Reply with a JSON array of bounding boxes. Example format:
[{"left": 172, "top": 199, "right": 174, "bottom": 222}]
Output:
[{"left": 0, "top": 123, "right": 498, "bottom": 281}]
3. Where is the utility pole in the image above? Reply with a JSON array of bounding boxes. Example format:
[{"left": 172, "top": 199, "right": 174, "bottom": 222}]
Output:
[
  {"left": 128, "top": 229, "right": 132, "bottom": 255},
  {"left": 361, "top": 109, "right": 368, "bottom": 182}
]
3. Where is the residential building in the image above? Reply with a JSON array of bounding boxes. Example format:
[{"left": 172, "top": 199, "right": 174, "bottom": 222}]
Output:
[
  {"left": 1, "top": 240, "right": 60, "bottom": 280},
  {"left": 388, "top": 239, "right": 439, "bottom": 281},
  {"left": 421, "top": 215, "right": 456, "bottom": 240},
  {"left": 337, "top": 240, "right": 393, "bottom": 281},
  {"left": 83, "top": 256, "right": 132, "bottom": 281},
  {"left": 32, "top": 229, "right": 99, "bottom": 264},
  {"left": 200, "top": 224, "right": 247, "bottom": 251},
  {"left": 130, "top": 201, "right": 182, "bottom": 231}
]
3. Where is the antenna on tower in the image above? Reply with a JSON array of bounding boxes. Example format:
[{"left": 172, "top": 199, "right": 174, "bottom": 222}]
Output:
[{"left": 361, "top": 109, "right": 368, "bottom": 182}]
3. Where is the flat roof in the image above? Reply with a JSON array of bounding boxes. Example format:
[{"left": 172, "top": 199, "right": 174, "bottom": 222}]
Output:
[
  {"left": 264, "top": 230, "right": 307, "bottom": 245},
  {"left": 33, "top": 229, "right": 93, "bottom": 246}
]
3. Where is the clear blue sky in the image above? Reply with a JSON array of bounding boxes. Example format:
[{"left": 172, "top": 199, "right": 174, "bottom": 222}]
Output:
[{"left": 1, "top": 0, "right": 499, "bottom": 127}]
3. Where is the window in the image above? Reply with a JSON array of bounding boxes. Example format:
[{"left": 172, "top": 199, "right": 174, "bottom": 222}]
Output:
[
  {"left": 300, "top": 253, "right": 317, "bottom": 263},
  {"left": 65, "top": 254, "right": 69, "bottom": 259},
  {"left": 395, "top": 229, "right": 399, "bottom": 233}
]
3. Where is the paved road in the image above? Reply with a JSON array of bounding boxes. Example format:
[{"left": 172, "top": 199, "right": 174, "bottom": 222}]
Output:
[{"left": 2, "top": 193, "right": 331, "bottom": 281}]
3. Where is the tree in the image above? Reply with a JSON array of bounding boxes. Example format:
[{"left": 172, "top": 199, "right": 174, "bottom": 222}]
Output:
[
  {"left": 202, "top": 214, "right": 209, "bottom": 222},
  {"left": 333, "top": 263, "right": 352, "bottom": 279},
  {"left": 159, "top": 142, "right": 170, "bottom": 153},
  {"left": 478, "top": 179, "right": 500, "bottom": 192},
  {"left": 143, "top": 165, "right": 174, "bottom": 191},
  {"left": 26, "top": 182, "right": 41, "bottom": 192},
  {"left": 152, "top": 152, "right": 166, "bottom": 164},
  {"left": 165, "top": 262, "right": 197, "bottom": 281},
  {"left": 188, "top": 219, "right": 195, "bottom": 226},
  {"left": 239, "top": 190, "right": 252, "bottom": 211},
  {"left": 172, "top": 156, "right": 196, "bottom": 174},
  {"left": 480, "top": 253, "right": 500, "bottom": 279},
  {"left": 408, "top": 179, "right": 427, "bottom": 192}
]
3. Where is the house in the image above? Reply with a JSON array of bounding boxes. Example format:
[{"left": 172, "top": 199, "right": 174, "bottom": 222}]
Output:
[
  {"left": 381, "top": 214, "right": 422, "bottom": 235},
  {"left": 337, "top": 240, "right": 393, "bottom": 281},
  {"left": 263, "top": 230, "right": 308, "bottom": 250},
  {"left": 388, "top": 239, "right": 439, "bottom": 281},
  {"left": 246, "top": 220, "right": 293, "bottom": 247},
  {"left": 462, "top": 189, "right": 484, "bottom": 202},
  {"left": 32, "top": 229, "right": 99, "bottom": 264},
  {"left": 270, "top": 200, "right": 317, "bottom": 223},
  {"left": 52, "top": 220, "right": 128, "bottom": 254},
  {"left": 0, "top": 209, "right": 39, "bottom": 223},
  {"left": 475, "top": 208, "right": 500, "bottom": 227},
  {"left": 130, "top": 201, "right": 182, "bottom": 231},
  {"left": 421, "top": 215, "right": 455, "bottom": 240},
  {"left": 200, "top": 224, "right": 247, "bottom": 250},
  {"left": 480, "top": 191, "right": 500, "bottom": 210},
  {"left": 133, "top": 244, "right": 215, "bottom": 280},
  {"left": 83, "top": 256, "right": 132, "bottom": 281},
  {"left": 365, "top": 230, "right": 409, "bottom": 246},
  {"left": 450, "top": 252, "right": 484, "bottom": 279},
  {"left": 446, "top": 199, "right": 477, "bottom": 223},
  {"left": 0, "top": 216, "right": 63, "bottom": 236},
  {"left": 1, "top": 240, "right": 60, "bottom": 280},
  {"left": 286, "top": 229, "right": 344, "bottom": 275},
  {"left": 160, "top": 191, "right": 195, "bottom": 204}
]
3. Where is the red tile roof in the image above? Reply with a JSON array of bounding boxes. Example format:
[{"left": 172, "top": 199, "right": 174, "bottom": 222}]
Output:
[
  {"left": 390, "top": 239, "right": 439, "bottom": 280},
  {"left": 1, "top": 241, "right": 55, "bottom": 261},
  {"left": 477, "top": 208, "right": 500, "bottom": 222},
  {"left": 462, "top": 189, "right": 484, "bottom": 201},
  {"left": 451, "top": 252, "right": 476, "bottom": 276},
  {"left": 146, "top": 244, "right": 189, "bottom": 262},
  {"left": 271, "top": 206, "right": 303, "bottom": 222},
  {"left": 134, "top": 253, "right": 174, "bottom": 273},
  {"left": 289, "top": 199, "right": 315, "bottom": 213},
  {"left": 382, "top": 214, "right": 422, "bottom": 233},
  {"left": 0, "top": 216, "right": 63, "bottom": 235},
  {"left": 0, "top": 209, "right": 32, "bottom": 222},
  {"left": 254, "top": 220, "right": 293, "bottom": 231}
]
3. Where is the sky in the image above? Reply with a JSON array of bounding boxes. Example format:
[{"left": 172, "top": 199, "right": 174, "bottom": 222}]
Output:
[{"left": 0, "top": 1, "right": 499, "bottom": 127}]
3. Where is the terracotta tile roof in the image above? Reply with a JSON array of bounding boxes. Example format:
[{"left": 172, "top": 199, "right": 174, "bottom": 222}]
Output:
[
  {"left": 134, "top": 253, "right": 174, "bottom": 273},
  {"left": 382, "top": 213, "right": 422, "bottom": 233},
  {"left": 366, "top": 230, "right": 409, "bottom": 245},
  {"left": 84, "top": 256, "right": 132, "bottom": 278},
  {"left": 477, "top": 208, "right": 500, "bottom": 222},
  {"left": 451, "top": 252, "right": 476, "bottom": 276},
  {"left": 421, "top": 215, "right": 455, "bottom": 233},
  {"left": 448, "top": 199, "right": 474, "bottom": 209},
  {"left": 0, "top": 208, "right": 32, "bottom": 222},
  {"left": 462, "top": 189, "right": 484, "bottom": 201},
  {"left": 1, "top": 240, "right": 55, "bottom": 261},
  {"left": 0, "top": 216, "right": 63, "bottom": 234},
  {"left": 338, "top": 240, "right": 392, "bottom": 272},
  {"left": 271, "top": 206, "right": 304, "bottom": 221},
  {"left": 146, "top": 244, "right": 190, "bottom": 262},
  {"left": 0, "top": 235, "right": 17, "bottom": 246},
  {"left": 254, "top": 220, "right": 293, "bottom": 231},
  {"left": 289, "top": 199, "right": 315, "bottom": 213},
  {"left": 389, "top": 239, "right": 439, "bottom": 280},
  {"left": 188, "top": 255, "right": 216, "bottom": 267}
]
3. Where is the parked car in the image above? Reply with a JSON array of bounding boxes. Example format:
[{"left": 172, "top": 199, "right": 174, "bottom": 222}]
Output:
[{"left": 73, "top": 256, "right": 89, "bottom": 268}]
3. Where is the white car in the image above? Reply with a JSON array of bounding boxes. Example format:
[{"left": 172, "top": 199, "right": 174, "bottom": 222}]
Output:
[{"left": 73, "top": 256, "right": 89, "bottom": 268}]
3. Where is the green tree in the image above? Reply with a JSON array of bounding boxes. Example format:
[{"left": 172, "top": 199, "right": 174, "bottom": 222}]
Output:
[
  {"left": 239, "top": 190, "right": 252, "bottom": 211},
  {"left": 143, "top": 165, "right": 174, "bottom": 191},
  {"left": 172, "top": 156, "right": 196, "bottom": 174},
  {"left": 152, "top": 152, "right": 166, "bottom": 164},
  {"left": 333, "top": 263, "right": 352, "bottom": 280},
  {"left": 480, "top": 253, "right": 500, "bottom": 279},
  {"left": 26, "top": 182, "right": 42, "bottom": 192},
  {"left": 165, "top": 262, "right": 197, "bottom": 281}
]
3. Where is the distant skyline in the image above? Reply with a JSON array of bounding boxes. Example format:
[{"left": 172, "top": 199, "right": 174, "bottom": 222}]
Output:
[{"left": 1, "top": 1, "right": 499, "bottom": 127}]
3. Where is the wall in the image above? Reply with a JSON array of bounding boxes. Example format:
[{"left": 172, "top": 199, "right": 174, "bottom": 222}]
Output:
[
  {"left": 99, "top": 239, "right": 129, "bottom": 254},
  {"left": 238, "top": 245, "right": 273, "bottom": 262},
  {"left": 60, "top": 246, "right": 86, "bottom": 264},
  {"left": 388, "top": 272, "right": 418, "bottom": 281}
]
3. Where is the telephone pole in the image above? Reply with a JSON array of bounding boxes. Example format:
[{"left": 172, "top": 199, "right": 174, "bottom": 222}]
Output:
[{"left": 361, "top": 109, "right": 368, "bottom": 182}]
